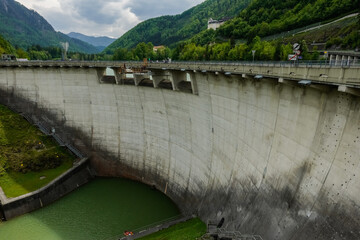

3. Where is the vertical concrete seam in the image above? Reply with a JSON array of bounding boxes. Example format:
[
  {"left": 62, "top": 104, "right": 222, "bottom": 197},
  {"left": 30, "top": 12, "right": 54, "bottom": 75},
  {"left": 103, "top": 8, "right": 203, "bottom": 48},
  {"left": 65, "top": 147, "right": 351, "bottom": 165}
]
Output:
[
  {"left": 137, "top": 87, "right": 147, "bottom": 176},
  {"left": 113, "top": 82, "right": 121, "bottom": 161},
  {"left": 198, "top": 73, "right": 216, "bottom": 214},
  {"left": 160, "top": 89, "right": 173, "bottom": 193},
  {"left": 260, "top": 82, "right": 281, "bottom": 187},
  {"left": 227, "top": 76, "right": 242, "bottom": 193}
]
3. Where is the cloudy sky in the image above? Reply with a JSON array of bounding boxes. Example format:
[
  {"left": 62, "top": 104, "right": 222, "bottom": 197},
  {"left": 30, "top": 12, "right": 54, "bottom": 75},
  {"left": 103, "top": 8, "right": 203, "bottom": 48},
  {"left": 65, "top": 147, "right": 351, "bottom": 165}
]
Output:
[{"left": 16, "top": 0, "right": 205, "bottom": 38}]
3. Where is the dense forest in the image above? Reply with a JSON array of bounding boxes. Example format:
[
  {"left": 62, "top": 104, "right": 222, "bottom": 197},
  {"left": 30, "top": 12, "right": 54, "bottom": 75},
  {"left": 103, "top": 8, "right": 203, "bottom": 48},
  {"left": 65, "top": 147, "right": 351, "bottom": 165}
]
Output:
[
  {"left": 113, "top": 42, "right": 171, "bottom": 61},
  {"left": 112, "top": 37, "right": 321, "bottom": 62},
  {"left": 105, "top": 0, "right": 251, "bottom": 52}
]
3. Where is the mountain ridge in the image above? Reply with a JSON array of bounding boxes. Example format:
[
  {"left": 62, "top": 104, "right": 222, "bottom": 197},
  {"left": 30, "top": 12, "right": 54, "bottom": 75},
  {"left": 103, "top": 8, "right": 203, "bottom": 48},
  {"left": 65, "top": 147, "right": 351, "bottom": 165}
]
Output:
[
  {"left": 0, "top": 0, "right": 99, "bottom": 53},
  {"left": 67, "top": 32, "right": 116, "bottom": 52}
]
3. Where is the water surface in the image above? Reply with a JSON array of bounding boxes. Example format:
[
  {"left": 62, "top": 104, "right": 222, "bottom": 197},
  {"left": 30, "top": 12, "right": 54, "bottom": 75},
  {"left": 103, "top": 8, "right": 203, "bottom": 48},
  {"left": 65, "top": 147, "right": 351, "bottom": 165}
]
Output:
[{"left": 0, "top": 178, "right": 180, "bottom": 240}]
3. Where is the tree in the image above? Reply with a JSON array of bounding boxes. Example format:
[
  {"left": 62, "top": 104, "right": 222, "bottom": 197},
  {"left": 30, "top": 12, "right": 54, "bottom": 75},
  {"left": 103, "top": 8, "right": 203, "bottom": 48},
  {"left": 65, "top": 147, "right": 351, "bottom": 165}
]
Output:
[{"left": 16, "top": 48, "right": 29, "bottom": 59}]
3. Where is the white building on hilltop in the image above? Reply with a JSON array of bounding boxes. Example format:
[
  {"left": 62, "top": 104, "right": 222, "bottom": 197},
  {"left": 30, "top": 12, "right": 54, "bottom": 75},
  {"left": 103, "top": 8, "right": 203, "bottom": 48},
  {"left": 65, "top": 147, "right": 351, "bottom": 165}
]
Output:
[{"left": 207, "top": 18, "right": 229, "bottom": 30}]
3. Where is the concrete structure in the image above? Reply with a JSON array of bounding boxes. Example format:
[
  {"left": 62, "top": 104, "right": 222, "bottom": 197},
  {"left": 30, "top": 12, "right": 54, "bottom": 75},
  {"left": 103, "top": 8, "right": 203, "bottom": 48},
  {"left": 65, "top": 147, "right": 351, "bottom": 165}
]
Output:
[
  {"left": 0, "top": 159, "right": 94, "bottom": 220},
  {"left": 208, "top": 18, "right": 228, "bottom": 30},
  {"left": 327, "top": 51, "right": 360, "bottom": 66},
  {"left": 0, "top": 61, "right": 360, "bottom": 239}
]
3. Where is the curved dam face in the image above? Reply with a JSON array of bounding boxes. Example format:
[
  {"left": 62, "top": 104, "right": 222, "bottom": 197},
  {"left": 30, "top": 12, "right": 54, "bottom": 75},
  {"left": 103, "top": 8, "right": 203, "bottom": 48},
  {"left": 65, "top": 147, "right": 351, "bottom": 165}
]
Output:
[{"left": 0, "top": 67, "right": 359, "bottom": 239}]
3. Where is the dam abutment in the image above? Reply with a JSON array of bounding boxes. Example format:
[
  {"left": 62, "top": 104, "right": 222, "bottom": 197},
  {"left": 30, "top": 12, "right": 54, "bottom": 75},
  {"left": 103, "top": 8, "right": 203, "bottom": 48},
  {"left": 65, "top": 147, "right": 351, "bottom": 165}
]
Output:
[{"left": 0, "top": 63, "right": 359, "bottom": 239}]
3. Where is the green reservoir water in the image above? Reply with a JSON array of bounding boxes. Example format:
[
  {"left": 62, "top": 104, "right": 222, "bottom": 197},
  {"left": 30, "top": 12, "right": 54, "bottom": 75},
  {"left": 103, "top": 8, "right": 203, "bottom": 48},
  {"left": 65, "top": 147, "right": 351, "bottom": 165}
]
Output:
[{"left": 0, "top": 178, "right": 180, "bottom": 240}]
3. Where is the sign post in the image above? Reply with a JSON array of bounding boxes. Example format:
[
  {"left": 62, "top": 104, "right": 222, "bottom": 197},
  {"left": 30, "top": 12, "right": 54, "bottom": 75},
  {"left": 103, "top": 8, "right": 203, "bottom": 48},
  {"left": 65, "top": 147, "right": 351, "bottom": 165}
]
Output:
[
  {"left": 289, "top": 43, "right": 301, "bottom": 62},
  {"left": 324, "top": 51, "right": 328, "bottom": 65}
]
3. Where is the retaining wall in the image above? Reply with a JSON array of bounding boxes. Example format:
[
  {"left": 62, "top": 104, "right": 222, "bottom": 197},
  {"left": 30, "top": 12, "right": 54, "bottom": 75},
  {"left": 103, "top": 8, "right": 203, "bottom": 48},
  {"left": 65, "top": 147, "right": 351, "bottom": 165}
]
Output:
[
  {"left": 0, "top": 158, "right": 94, "bottom": 220},
  {"left": 0, "top": 67, "right": 359, "bottom": 239}
]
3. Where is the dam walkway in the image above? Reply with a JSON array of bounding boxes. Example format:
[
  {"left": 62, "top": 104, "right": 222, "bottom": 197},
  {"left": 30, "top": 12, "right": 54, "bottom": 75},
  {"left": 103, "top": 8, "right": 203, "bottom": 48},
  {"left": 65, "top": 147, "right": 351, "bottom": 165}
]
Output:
[{"left": 1, "top": 60, "right": 359, "bottom": 96}]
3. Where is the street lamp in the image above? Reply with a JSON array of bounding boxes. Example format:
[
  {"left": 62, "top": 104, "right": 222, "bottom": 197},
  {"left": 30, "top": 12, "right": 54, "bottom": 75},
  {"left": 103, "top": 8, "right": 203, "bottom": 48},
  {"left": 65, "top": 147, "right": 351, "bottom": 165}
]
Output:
[{"left": 252, "top": 50, "right": 256, "bottom": 64}]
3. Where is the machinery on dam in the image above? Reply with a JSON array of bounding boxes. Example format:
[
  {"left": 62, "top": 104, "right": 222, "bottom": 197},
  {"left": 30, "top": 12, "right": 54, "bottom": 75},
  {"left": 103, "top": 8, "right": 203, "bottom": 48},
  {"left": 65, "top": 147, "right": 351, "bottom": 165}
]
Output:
[{"left": 0, "top": 60, "right": 359, "bottom": 239}]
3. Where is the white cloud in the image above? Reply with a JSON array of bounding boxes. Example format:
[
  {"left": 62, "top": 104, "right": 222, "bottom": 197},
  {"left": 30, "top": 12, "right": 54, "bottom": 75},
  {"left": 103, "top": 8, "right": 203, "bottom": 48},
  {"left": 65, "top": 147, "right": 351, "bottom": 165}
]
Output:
[{"left": 15, "top": 0, "right": 205, "bottom": 38}]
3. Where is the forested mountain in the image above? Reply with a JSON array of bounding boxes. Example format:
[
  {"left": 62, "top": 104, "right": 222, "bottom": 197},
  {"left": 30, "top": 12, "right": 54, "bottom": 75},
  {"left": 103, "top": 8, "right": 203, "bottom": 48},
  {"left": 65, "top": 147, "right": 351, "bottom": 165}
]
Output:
[
  {"left": 105, "top": 0, "right": 251, "bottom": 53},
  {"left": 67, "top": 32, "right": 116, "bottom": 52},
  {"left": 217, "top": 0, "right": 359, "bottom": 40},
  {"left": 112, "top": 0, "right": 359, "bottom": 62},
  {"left": 0, "top": 0, "right": 99, "bottom": 53}
]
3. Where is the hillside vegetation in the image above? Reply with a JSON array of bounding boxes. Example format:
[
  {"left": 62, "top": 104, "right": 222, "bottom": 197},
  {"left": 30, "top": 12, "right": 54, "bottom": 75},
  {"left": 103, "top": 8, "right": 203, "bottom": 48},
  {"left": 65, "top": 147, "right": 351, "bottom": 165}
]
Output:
[
  {"left": 105, "top": 0, "right": 251, "bottom": 52},
  {"left": 111, "top": 0, "right": 359, "bottom": 62},
  {"left": 0, "top": 0, "right": 99, "bottom": 53},
  {"left": 0, "top": 104, "right": 75, "bottom": 198},
  {"left": 217, "top": 0, "right": 359, "bottom": 41},
  {"left": 0, "top": 34, "right": 14, "bottom": 54}
]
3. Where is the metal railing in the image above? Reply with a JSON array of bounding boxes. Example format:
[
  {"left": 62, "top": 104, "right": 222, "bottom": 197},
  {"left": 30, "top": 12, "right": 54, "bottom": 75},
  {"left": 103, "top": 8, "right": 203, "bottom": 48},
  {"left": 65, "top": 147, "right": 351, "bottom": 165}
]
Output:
[
  {"left": 152, "top": 59, "right": 360, "bottom": 68},
  {"left": 1, "top": 59, "right": 359, "bottom": 68}
]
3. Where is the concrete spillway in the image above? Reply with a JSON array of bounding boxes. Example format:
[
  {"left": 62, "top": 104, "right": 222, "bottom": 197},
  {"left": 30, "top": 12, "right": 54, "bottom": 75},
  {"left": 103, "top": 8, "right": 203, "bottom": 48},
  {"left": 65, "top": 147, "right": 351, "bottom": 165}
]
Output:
[{"left": 0, "top": 66, "right": 359, "bottom": 239}]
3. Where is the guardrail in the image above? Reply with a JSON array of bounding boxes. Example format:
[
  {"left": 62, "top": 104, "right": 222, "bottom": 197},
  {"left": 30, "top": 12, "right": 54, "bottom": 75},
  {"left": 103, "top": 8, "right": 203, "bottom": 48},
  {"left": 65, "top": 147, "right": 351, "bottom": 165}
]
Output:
[{"left": 1, "top": 60, "right": 359, "bottom": 68}]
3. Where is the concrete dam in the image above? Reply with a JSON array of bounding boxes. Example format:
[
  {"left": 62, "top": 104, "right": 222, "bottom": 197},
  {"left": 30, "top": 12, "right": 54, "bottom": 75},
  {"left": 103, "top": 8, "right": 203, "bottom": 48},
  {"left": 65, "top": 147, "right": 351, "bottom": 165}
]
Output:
[{"left": 0, "top": 61, "right": 360, "bottom": 239}]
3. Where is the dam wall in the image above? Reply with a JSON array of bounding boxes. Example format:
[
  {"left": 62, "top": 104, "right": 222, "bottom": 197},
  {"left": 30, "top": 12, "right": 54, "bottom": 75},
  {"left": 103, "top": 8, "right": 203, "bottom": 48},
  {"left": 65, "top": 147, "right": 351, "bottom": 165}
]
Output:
[{"left": 0, "top": 67, "right": 359, "bottom": 239}]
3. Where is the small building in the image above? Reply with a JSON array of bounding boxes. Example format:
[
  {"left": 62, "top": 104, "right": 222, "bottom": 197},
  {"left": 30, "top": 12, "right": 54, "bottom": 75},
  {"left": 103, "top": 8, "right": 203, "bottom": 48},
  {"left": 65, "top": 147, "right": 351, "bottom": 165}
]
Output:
[
  {"left": 153, "top": 46, "right": 165, "bottom": 52},
  {"left": 1, "top": 54, "right": 16, "bottom": 61},
  {"left": 207, "top": 18, "right": 230, "bottom": 30}
]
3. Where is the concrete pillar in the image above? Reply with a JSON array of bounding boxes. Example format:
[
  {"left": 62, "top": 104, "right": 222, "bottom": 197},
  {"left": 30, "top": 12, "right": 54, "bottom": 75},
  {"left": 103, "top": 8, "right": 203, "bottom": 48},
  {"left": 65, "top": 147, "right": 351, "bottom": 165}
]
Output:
[
  {"left": 133, "top": 73, "right": 151, "bottom": 86},
  {"left": 111, "top": 67, "right": 125, "bottom": 85},
  {"left": 151, "top": 69, "right": 169, "bottom": 88},
  {"left": 347, "top": 56, "right": 353, "bottom": 66},
  {"left": 169, "top": 70, "right": 187, "bottom": 91},
  {"left": 96, "top": 68, "right": 106, "bottom": 83},
  {"left": 329, "top": 55, "right": 334, "bottom": 65},
  {"left": 335, "top": 55, "right": 341, "bottom": 66},
  {"left": 188, "top": 71, "right": 199, "bottom": 95},
  {"left": 341, "top": 55, "right": 346, "bottom": 66}
]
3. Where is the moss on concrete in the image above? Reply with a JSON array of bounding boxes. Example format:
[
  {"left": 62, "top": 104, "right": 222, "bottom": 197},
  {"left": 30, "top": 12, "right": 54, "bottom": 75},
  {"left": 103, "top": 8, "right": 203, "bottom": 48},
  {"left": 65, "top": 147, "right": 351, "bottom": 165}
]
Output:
[
  {"left": 137, "top": 218, "right": 207, "bottom": 240},
  {"left": 0, "top": 104, "right": 75, "bottom": 198}
]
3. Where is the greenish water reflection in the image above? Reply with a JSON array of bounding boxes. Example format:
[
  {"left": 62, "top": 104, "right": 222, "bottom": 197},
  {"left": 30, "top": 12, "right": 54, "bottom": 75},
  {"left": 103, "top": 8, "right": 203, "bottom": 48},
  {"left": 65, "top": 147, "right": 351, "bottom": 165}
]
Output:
[{"left": 0, "top": 178, "right": 180, "bottom": 240}]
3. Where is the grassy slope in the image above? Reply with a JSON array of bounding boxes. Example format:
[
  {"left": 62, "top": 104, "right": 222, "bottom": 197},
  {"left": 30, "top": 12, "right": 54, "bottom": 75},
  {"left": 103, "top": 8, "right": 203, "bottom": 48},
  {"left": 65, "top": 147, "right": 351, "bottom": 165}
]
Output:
[
  {"left": 0, "top": 104, "right": 75, "bottom": 198},
  {"left": 282, "top": 16, "right": 359, "bottom": 48},
  {"left": 0, "top": 161, "right": 73, "bottom": 198},
  {"left": 137, "top": 218, "right": 207, "bottom": 240}
]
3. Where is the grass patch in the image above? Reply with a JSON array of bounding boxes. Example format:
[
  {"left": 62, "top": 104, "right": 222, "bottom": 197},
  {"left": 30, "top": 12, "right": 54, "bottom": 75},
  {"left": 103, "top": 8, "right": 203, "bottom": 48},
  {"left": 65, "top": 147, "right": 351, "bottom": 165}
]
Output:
[
  {"left": 137, "top": 218, "right": 207, "bottom": 240},
  {"left": 0, "top": 104, "right": 75, "bottom": 198},
  {"left": 0, "top": 158, "right": 73, "bottom": 198}
]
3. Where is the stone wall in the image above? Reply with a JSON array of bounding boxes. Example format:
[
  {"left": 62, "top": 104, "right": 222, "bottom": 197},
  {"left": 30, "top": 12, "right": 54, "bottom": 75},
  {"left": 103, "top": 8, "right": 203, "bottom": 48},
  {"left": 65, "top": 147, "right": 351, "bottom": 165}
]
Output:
[{"left": 0, "top": 67, "right": 359, "bottom": 239}]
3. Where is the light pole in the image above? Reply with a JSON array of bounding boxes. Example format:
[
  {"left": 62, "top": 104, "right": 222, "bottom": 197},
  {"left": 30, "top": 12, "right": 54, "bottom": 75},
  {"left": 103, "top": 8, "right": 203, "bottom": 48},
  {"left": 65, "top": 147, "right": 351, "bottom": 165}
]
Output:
[{"left": 252, "top": 50, "right": 256, "bottom": 64}]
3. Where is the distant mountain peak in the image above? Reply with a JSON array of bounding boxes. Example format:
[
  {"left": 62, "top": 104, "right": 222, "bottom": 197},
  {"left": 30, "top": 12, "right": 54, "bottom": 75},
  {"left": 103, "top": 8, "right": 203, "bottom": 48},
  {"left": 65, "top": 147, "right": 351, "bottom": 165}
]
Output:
[
  {"left": 0, "top": 0, "right": 99, "bottom": 53},
  {"left": 67, "top": 32, "right": 116, "bottom": 49}
]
